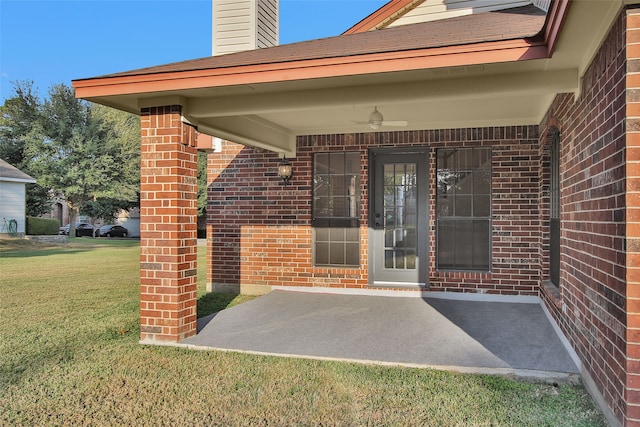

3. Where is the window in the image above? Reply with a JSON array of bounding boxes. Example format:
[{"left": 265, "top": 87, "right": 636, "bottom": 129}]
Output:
[
  {"left": 549, "top": 131, "right": 560, "bottom": 286},
  {"left": 436, "top": 148, "right": 491, "bottom": 270},
  {"left": 313, "top": 152, "right": 360, "bottom": 266}
]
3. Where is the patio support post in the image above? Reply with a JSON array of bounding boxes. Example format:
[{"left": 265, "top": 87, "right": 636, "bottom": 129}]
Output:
[
  {"left": 139, "top": 105, "right": 198, "bottom": 343},
  {"left": 627, "top": 9, "right": 640, "bottom": 426}
]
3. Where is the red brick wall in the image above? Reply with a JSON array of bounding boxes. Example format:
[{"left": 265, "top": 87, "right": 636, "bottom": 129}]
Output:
[
  {"left": 207, "top": 128, "right": 540, "bottom": 295},
  {"left": 140, "top": 105, "right": 198, "bottom": 343},
  {"left": 541, "top": 9, "right": 628, "bottom": 424}
]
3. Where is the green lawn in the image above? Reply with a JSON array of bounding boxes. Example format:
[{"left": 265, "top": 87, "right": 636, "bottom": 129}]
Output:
[{"left": 0, "top": 238, "right": 606, "bottom": 426}]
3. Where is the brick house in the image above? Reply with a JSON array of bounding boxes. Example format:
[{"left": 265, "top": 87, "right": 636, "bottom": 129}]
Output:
[{"left": 73, "top": 0, "right": 640, "bottom": 424}]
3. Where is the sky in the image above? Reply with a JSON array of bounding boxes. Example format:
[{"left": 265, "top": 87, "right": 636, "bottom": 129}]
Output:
[{"left": 0, "top": 0, "right": 388, "bottom": 103}]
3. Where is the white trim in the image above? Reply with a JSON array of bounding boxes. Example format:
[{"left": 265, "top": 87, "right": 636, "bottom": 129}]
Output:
[
  {"left": 426, "top": 291, "right": 539, "bottom": 304},
  {"left": 535, "top": 299, "right": 625, "bottom": 425},
  {"left": 273, "top": 285, "right": 424, "bottom": 298},
  {"left": 539, "top": 300, "right": 582, "bottom": 370},
  {"left": 272, "top": 285, "right": 540, "bottom": 304},
  {"left": 371, "top": 281, "right": 425, "bottom": 288},
  {"left": 579, "top": 364, "right": 622, "bottom": 427},
  {"left": 0, "top": 177, "right": 36, "bottom": 184}
]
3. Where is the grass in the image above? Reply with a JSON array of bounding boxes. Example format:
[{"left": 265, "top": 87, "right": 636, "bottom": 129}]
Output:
[{"left": 0, "top": 238, "right": 607, "bottom": 426}]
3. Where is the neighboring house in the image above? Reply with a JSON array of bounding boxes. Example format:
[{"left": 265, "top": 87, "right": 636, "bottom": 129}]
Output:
[
  {"left": 72, "top": 0, "right": 640, "bottom": 425},
  {"left": 115, "top": 207, "right": 140, "bottom": 238},
  {"left": 43, "top": 202, "right": 137, "bottom": 235},
  {"left": 40, "top": 196, "right": 70, "bottom": 229},
  {"left": 0, "top": 158, "right": 36, "bottom": 236}
]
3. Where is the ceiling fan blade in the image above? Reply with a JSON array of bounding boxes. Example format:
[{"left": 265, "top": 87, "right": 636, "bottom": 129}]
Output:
[
  {"left": 352, "top": 120, "right": 370, "bottom": 124},
  {"left": 381, "top": 120, "right": 408, "bottom": 127}
]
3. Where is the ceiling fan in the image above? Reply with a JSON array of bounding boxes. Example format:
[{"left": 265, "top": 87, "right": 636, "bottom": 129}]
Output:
[{"left": 354, "top": 106, "right": 408, "bottom": 130}]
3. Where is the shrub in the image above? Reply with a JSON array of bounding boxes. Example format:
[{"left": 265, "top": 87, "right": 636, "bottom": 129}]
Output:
[{"left": 26, "top": 217, "right": 60, "bottom": 235}]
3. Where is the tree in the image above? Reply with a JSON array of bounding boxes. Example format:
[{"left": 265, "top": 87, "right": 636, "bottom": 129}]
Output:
[
  {"left": 82, "top": 197, "right": 138, "bottom": 226},
  {"left": 1, "top": 82, "right": 140, "bottom": 234},
  {"left": 89, "top": 103, "right": 140, "bottom": 225},
  {"left": 27, "top": 84, "right": 139, "bottom": 236},
  {"left": 0, "top": 81, "right": 51, "bottom": 216}
]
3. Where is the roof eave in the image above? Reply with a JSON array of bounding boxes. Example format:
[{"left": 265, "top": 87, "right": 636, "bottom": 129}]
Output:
[
  {"left": 73, "top": 38, "right": 548, "bottom": 102},
  {"left": 0, "top": 176, "right": 37, "bottom": 184}
]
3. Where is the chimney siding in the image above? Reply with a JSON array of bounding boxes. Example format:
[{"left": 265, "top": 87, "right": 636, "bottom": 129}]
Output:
[{"left": 212, "top": 0, "right": 278, "bottom": 56}]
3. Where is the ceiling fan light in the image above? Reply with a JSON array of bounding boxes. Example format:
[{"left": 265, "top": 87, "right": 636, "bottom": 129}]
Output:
[
  {"left": 368, "top": 107, "right": 384, "bottom": 130},
  {"left": 369, "top": 107, "right": 383, "bottom": 122}
]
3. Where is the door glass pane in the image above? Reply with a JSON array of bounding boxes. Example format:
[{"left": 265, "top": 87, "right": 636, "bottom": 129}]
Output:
[
  {"left": 396, "top": 207, "right": 404, "bottom": 227},
  {"left": 405, "top": 228, "right": 417, "bottom": 250},
  {"left": 385, "top": 250, "right": 394, "bottom": 268},
  {"left": 384, "top": 190, "right": 394, "bottom": 206},
  {"left": 385, "top": 229, "right": 394, "bottom": 246},
  {"left": 395, "top": 250, "right": 406, "bottom": 269},
  {"left": 385, "top": 208, "right": 395, "bottom": 227},
  {"left": 406, "top": 251, "right": 416, "bottom": 269},
  {"left": 382, "top": 162, "right": 418, "bottom": 271}
]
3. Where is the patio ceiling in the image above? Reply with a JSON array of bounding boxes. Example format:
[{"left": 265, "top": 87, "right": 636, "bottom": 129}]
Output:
[{"left": 73, "top": 0, "right": 625, "bottom": 157}]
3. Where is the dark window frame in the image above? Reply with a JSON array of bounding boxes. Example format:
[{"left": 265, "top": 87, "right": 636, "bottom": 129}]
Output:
[
  {"left": 436, "top": 147, "right": 492, "bottom": 271},
  {"left": 312, "top": 151, "right": 361, "bottom": 267},
  {"left": 549, "top": 130, "right": 561, "bottom": 287}
]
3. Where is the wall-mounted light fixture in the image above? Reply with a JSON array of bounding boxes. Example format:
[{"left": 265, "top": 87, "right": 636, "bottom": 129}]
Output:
[{"left": 278, "top": 156, "right": 293, "bottom": 185}]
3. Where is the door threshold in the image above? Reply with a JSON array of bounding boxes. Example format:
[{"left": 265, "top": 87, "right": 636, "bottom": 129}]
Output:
[{"left": 371, "top": 281, "right": 426, "bottom": 289}]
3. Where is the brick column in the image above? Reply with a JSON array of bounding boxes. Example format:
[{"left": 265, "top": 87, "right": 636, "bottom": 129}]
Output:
[
  {"left": 627, "top": 9, "right": 640, "bottom": 426},
  {"left": 139, "top": 105, "right": 198, "bottom": 343}
]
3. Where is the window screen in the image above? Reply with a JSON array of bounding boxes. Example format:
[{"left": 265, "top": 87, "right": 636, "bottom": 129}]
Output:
[
  {"left": 313, "top": 152, "right": 360, "bottom": 266},
  {"left": 436, "top": 148, "right": 491, "bottom": 270}
]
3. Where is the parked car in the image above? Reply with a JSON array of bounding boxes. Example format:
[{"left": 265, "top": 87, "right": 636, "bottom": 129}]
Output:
[
  {"left": 60, "top": 223, "right": 94, "bottom": 237},
  {"left": 95, "top": 224, "right": 128, "bottom": 238}
]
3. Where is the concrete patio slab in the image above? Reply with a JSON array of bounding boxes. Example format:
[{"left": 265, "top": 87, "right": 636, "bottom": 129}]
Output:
[{"left": 181, "top": 290, "right": 579, "bottom": 379}]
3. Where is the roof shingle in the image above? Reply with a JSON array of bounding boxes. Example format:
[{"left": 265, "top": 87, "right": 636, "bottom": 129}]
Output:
[
  {"left": 0, "top": 158, "right": 36, "bottom": 183},
  {"left": 88, "top": 5, "right": 546, "bottom": 80}
]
